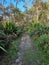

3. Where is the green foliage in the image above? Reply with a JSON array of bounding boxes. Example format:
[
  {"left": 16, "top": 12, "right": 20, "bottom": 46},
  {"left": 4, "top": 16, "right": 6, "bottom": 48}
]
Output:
[
  {"left": 0, "top": 46, "right": 7, "bottom": 53},
  {"left": 0, "top": 21, "right": 24, "bottom": 55},
  {"left": 28, "top": 22, "right": 49, "bottom": 36},
  {"left": 4, "top": 22, "right": 17, "bottom": 34},
  {"left": 0, "top": 30, "right": 8, "bottom": 53},
  {"left": 8, "top": 38, "right": 20, "bottom": 60},
  {"left": 4, "top": 22, "right": 24, "bottom": 36},
  {"left": 0, "top": 38, "right": 20, "bottom": 65},
  {"left": 35, "top": 34, "right": 49, "bottom": 65},
  {"left": 29, "top": 22, "right": 49, "bottom": 65},
  {"left": 16, "top": 26, "right": 24, "bottom": 36},
  {"left": 35, "top": 34, "right": 49, "bottom": 51},
  {"left": 0, "top": 21, "right": 23, "bottom": 64},
  {"left": 0, "top": 21, "right": 4, "bottom": 30}
]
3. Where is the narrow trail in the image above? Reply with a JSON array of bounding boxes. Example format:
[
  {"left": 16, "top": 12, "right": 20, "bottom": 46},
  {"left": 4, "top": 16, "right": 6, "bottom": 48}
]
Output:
[{"left": 12, "top": 33, "right": 41, "bottom": 65}]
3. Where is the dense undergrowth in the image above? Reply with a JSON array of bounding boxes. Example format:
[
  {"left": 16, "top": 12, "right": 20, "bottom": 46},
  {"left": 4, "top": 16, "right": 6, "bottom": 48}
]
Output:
[
  {"left": 0, "top": 20, "right": 49, "bottom": 65},
  {"left": 0, "top": 21, "right": 24, "bottom": 64},
  {"left": 28, "top": 22, "right": 49, "bottom": 65},
  {"left": 0, "top": 38, "right": 20, "bottom": 65}
]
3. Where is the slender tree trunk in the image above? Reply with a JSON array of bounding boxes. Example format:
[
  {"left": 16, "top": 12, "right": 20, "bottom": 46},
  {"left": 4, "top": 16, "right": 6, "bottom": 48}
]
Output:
[
  {"left": 35, "top": 0, "right": 39, "bottom": 22},
  {"left": 36, "top": 7, "right": 39, "bottom": 22}
]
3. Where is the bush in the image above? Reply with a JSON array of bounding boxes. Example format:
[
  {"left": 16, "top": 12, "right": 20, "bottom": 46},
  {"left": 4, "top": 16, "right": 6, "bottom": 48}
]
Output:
[
  {"left": 28, "top": 22, "right": 49, "bottom": 36},
  {"left": 35, "top": 34, "right": 49, "bottom": 65},
  {"left": 0, "top": 30, "right": 9, "bottom": 53},
  {"left": 4, "top": 22, "right": 24, "bottom": 36},
  {"left": 0, "top": 21, "right": 24, "bottom": 59},
  {"left": 29, "top": 22, "right": 49, "bottom": 65},
  {"left": 16, "top": 26, "right": 24, "bottom": 36},
  {"left": 4, "top": 22, "right": 17, "bottom": 34},
  {"left": 0, "top": 21, "right": 4, "bottom": 30}
]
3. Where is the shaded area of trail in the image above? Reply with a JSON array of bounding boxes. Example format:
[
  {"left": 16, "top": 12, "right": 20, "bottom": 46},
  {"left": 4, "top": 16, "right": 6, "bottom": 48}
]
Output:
[{"left": 12, "top": 33, "right": 41, "bottom": 65}]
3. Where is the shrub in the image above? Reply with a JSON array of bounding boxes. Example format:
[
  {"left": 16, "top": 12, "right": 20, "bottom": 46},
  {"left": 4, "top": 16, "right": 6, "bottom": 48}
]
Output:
[
  {"left": 16, "top": 26, "right": 24, "bottom": 36},
  {"left": 4, "top": 22, "right": 24, "bottom": 36},
  {"left": 0, "top": 30, "right": 11, "bottom": 54},
  {"left": 29, "top": 22, "right": 49, "bottom": 65},
  {"left": 0, "top": 22, "right": 24, "bottom": 56},
  {"left": 35, "top": 34, "right": 49, "bottom": 65},
  {"left": 0, "top": 21, "right": 4, "bottom": 30},
  {"left": 0, "top": 30, "right": 7, "bottom": 53},
  {"left": 28, "top": 22, "right": 49, "bottom": 36},
  {"left": 4, "top": 22, "right": 17, "bottom": 34}
]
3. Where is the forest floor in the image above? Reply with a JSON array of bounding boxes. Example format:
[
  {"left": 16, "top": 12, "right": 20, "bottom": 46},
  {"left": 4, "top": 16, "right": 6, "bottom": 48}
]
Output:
[{"left": 12, "top": 33, "right": 42, "bottom": 65}]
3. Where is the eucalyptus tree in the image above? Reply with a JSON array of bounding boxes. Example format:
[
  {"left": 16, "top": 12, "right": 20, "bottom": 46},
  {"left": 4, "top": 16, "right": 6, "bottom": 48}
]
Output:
[{"left": 26, "top": 0, "right": 48, "bottom": 23}]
